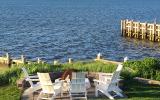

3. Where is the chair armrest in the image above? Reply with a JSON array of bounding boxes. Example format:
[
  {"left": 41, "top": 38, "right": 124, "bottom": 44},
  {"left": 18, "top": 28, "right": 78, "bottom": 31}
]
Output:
[
  {"left": 55, "top": 78, "right": 62, "bottom": 82},
  {"left": 53, "top": 81, "right": 63, "bottom": 86},
  {"left": 111, "top": 79, "right": 121, "bottom": 84},
  {"left": 94, "top": 79, "right": 112, "bottom": 85},
  {"left": 57, "top": 78, "right": 62, "bottom": 80},
  {"left": 25, "top": 78, "right": 39, "bottom": 81},
  {"left": 28, "top": 75, "right": 38, "bottom": 79},
  {"left": 104, "top": 73, "right": 114, "bottom": 76},
  {"left": 93, "top": 79, "right": 107, "bottom": 84},
  {"left": 101, "top": 73, "right": 113, "bottom": 79}
]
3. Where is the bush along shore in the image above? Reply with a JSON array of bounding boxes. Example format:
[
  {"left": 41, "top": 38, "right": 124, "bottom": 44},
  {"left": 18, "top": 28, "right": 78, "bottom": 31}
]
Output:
[{"left": 0, "top": 57, "right": 160, "bottom": 100}]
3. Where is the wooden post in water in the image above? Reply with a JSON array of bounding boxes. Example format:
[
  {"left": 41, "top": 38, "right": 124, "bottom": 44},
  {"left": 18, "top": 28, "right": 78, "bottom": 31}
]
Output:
[
  {"left": 121, "top": 20, "right": 124, "bottom": 36},
  {"left": 130, "top": 20, "right": 133, "bottom": 37},
  {"left": 140, "top": 22, "right": 147, "bottom": 39},
  {"left": 136, "top": 21, "right": 140, "bottom": 38},
  {"left": 121, "top": 19, "right": 160, "bottom": 42},
  {"left": 156, "top": 24, "right": 160, "bottom": 41},
  {"left": 121, "top": 20, "right": 126, "bottom": 36}
]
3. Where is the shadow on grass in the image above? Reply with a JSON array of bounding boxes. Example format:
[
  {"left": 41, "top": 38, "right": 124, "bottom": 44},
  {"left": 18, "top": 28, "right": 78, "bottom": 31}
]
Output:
[
  {"left": 89, "top": 79, "right": 160, "bottom": 100},
  {"left": 123, "top": 79, "right": 160, "bottom": 99}
]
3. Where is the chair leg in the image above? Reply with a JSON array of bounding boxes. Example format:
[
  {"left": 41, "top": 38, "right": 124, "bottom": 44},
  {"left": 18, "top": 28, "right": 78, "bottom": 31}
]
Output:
[
  {"left": 115, "top": 91, "right": 123, "bottom": 97},
  {"left": 85, "top": 91, "right": 87, "bottom": 100},
  {"left": 70, "top": 96, "right": 72, "bottom": 100},
  {"left": 51, "top": 97, "right": 54, "bottom": 100},
  {"left": 117, "top": 87, "right": 123, "bottom": 92},
  {"left": 51, "top": 94, "right": 56, "bottom": 100},
  {"left": 95, "top": 89, "right": 98, "bottom": 97},
  {"left": 104, "top": 92, "right": 114, "bottom": 100},
  {"left": 37, "top": 91, "right": 42, "bottom": 100}
]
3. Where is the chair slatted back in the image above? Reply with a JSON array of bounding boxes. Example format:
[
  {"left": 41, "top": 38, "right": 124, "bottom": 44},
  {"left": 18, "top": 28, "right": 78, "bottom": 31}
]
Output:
[
  {"left": 37, "top": 73, "right": 54, "bottom": 94},
  {"left": 71, "top": 72, "right": 86, "bottom": 93},
  {"left": 98, "top": 73, "right": 111, "bottom": 82},
  {"left": 22, "top": 67, "right": 29, "bottom": 77},
  {"left": 97, "top": 64, "right": 123, "bottom": 89},
  {"left": 111, "top": 64, "right": 123, "bottom": 82},
  {"left": 72, "top": 72, "right": 77, "bottom": 79},
  {"left": 108, "top": 64, "right": 123, "bottom": 90},
  {"left": 22, "top": 67, "right": 34, "bottom": 87},
  {"left": 70, "top": 78, "right": 86, "bottom": 93},
  {"left": 72, "top": 72, "right": 86, "bottom": 79}
]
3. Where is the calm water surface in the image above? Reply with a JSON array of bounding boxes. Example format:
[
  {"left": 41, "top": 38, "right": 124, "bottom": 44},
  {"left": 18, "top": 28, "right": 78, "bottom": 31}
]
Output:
[{"left": 1, "top": 0, "right": 160, "bottom": 62}]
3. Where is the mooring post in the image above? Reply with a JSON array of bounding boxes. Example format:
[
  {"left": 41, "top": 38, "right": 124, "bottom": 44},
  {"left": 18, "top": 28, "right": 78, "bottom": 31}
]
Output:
[
  {"left": 126, "top": 19, "right": 131, "bottom": 37},
  {"left": 137, "top": 21, "right": 140, "bottom": 38},
  {"left": 37, "top": 58, "right": 41, "bottom": 64},
  {"left": 121, "top": 19, "right": 160, "bottom": 42},
  {"left": 97, "top": 53, "right": 102, "bottom": 60},
  {"left": 6, "top": 53, "right": 10, "bottom": 65},
  {"left": 121, "top": 20, "right": 123, "bottom": 36},
  {"left": 21, "top": 55, "right": 26, "bottom": 64},
  {"left": 131, "top": 20, "right": 133, "bottom": 37},
  {"left": 123, "top": 20, "right": 126, "bottom": 36},
  {"left": 125, "top": 19, "right": 128, "bottom": 36},
  {"left": 153, "top": 23, "right": 156, "bottom": 42},
  {"left": 141, "top": 22, "right": 146, "bottom": 39},
  {"left": 69, "top": 58, "right": 72, "bottom": 64},
  {"left": 152, "top": 24, "right": 155, "bottom": 42},
  {"left": 157, "top": 24, "right": 160, "bottom": 42},
  {"left": 128, "top": 20, "right": 133, "bottom": 37},
  {"left": 124, "top": 56, "right": 129, "bottom": 62},
  {"left": 53, "top": 60, "right": 59, "bottom": 65}
]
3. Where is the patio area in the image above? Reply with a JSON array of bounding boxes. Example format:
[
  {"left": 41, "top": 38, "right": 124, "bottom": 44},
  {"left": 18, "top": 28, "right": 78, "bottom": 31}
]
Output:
[
  {"left": 21, "top": 64, "right": 125, "bottom": 100},
  {"left": 22, "top": 82, "right": 125, "bottom": 100}
]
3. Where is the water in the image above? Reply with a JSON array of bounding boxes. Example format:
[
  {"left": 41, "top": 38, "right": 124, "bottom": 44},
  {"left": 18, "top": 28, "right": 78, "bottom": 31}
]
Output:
[{"left": 1, "top": 0, "right": 160, "bottom": 62}]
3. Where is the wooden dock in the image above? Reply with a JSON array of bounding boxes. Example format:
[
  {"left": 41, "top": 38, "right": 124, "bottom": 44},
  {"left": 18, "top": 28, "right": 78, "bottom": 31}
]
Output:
[
  {"left": 0, "top": 53, "right": 44, "bottom": 66},
  {"left": 0, "top": 53, "right": 125, "bottom": 68},
  {"left": 121, "top": 19, "right": 160, "bottom": 42}
]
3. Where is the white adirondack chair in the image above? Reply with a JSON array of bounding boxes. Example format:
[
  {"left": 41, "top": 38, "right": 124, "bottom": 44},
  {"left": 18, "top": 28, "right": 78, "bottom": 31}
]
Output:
[
  {"left": 37, "top": 72, "right": 62, "bottom": 100},
  {"left": 72, "top": 72, "right": 91, "bottom": 89},
  {"left": 21, "top": 67, "right": 40, "bottom": 89},
  {"left": 72, "top": 72, "right": 86, "bottom": 79},
  {"left": 94, "top": 64, "right": 123, "bottom": 99},
  {"left": 70, "top": 78, "right": 87, "bottom": 100}
]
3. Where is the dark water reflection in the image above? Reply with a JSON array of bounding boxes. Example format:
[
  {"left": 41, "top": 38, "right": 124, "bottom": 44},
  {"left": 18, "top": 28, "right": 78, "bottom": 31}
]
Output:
[{"left": 0, "top": 0, "right": 160, "bottom": 62}]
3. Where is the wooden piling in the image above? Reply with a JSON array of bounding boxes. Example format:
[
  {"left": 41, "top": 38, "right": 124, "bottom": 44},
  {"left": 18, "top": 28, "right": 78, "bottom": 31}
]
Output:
[
  {"left": 21, "top": 55, "right": 26, "bottom": 64},
  {"left": 96, "top": 53, "right": 102, "bottom": 60},
  {"left": 6, "top": 53, "right": 11, "bottom": 65},
  {"left": 37, "top": 58, "right": 41, "bottom": 64},
  {"left": 53, "top": 60, "right": 59, "bottom": 65},
  {"left": 121, "top": 19, "right": 160, "bottom": 42},
  {"left": 68, "top": 58, "right": 72, "bottom": 64}
]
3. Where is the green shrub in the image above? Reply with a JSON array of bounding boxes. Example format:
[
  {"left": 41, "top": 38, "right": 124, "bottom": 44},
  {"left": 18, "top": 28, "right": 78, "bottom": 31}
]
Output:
[
  {"left": 61, "top": 61, "right": 116, "bottom": 73},
  {"left": 0, "top": 85, "right": 21, "bottom": 100},
  {"left": 123, "top": 58, "right": 160, "bottom": 80},
  {"left": 0, "top": 60, "right": 119, "bottom": 86},
  {"left": 0, "top": 67, "right": 21, "bottom": 86}
]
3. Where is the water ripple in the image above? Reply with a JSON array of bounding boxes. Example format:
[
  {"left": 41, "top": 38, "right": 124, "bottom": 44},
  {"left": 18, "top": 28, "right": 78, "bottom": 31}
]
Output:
[{"left": 1, "top": 0, "right": 160, "bottom": 62}]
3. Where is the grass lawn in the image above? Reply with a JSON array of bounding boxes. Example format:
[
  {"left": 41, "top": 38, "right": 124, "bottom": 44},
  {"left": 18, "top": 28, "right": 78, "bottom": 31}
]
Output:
[
  {"left": 0, "top": 60, "right": 160, "bottom": 100},
  {"left": 88, "top": 80, "right": 160, "bottom": 100},
  {"left": 0, "top": 85, "right": 21, "bottom": 100},
  {"left": 122, "top": 80, "right": 160, "bottom": 100},
  {"left": 0, "top": 80, "right": 159, "bottom": 100}
]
